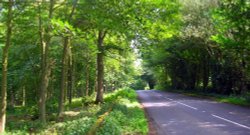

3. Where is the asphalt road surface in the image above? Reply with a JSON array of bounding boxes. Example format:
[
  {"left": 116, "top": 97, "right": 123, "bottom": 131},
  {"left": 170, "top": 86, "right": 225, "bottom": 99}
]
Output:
[{"left": 137, "top": 90, "right": 250, "bottom": 135}]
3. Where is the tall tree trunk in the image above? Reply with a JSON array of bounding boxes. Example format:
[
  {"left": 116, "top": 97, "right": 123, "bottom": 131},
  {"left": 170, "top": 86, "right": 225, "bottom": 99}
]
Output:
[
  {"left": 85, "top": 53, "right": 90, "bottom": 96},
  {"left": 72, "top": 60, "right": 75, "bottom": 98},
  {"left": 203, "top": 58, "right": 209, "bottom": 91},
  {"left": 67, "top": 47, "right": 73, "bottom": 104},
  {"left": 59, "top": 37, "right": 70, "bottom": 117},
  {"left": 85, "top": 64, "right": 89, "bottom": 96},
  {"left": 38, "top": 0, "right": 54, "bottom": 123},
  {"left": 0, "top": 0, "right": 13, "bottom": 132},
  {"left": 95, "top": 30, "right": 106, "bottom": 103},
  {"left": 58, "top": 0, "right": 77, "bottom": 117},
  {"left": 22, "top": 86, "right": 26, "bottom": 106}
]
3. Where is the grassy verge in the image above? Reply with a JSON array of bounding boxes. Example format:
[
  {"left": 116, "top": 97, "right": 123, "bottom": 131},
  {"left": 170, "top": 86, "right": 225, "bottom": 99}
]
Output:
[
  {"left": 99, "top": 88, "right": 148, "bottom": 135},
  {"left": 165, "top": 89, "right": 250, "bottom": 107},
  {"left": 5, "top": 88, "right": 148, "bottom": 135}
]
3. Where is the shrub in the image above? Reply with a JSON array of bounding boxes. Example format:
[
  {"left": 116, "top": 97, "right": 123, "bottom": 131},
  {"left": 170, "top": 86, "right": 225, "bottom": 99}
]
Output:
[
  {"left": 58, "top": 117, "right": 96, "bottom": 135},
  {"left": 98, "top": 88, "right": 148, "bottom": 135},
  {"left": 97, "top": 114, "right": 121, "bottom": 135}
]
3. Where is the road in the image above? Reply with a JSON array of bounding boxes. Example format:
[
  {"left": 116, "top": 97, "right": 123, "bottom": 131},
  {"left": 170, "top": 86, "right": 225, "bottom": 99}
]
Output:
[{"left": 137, "top": 90, "right": 250, "bottom": 135}]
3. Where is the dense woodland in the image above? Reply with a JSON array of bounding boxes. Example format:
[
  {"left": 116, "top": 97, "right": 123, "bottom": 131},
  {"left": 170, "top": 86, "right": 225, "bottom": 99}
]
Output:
[
  {"left": 0, "top": 0, "right": 249, "bottom": 134},
  {"left": 141, "top": 0, "right": 250, "bottom": 95}
]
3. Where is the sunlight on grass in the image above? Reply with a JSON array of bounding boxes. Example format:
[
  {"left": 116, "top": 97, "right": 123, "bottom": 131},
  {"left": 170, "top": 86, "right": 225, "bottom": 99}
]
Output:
[{"left": 5, "top": 88, "right": 148, "bottom": 135}]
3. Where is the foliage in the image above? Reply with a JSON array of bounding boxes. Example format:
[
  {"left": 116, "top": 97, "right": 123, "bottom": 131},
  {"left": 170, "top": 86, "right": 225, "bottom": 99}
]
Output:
[
  {"left": 99, "top": 88, "right": 148, "bottom": 135},
  {"left": 139, "top": 0, "right": 250, "bottom": 97},
  {"left": 130, "top": 77, "right": 147, "bottom": 90},
  {"left": 104, "top": 88, "right": 137, "bottom": 102},
  {"left": 58, "top": 117, "right": 96, "bottom": 135},
  {"left": 1, "top": 0, "right": 249, "bottom": 133},
  {"left": 5, "top": 88, "right": 148, "bottom": 134}
]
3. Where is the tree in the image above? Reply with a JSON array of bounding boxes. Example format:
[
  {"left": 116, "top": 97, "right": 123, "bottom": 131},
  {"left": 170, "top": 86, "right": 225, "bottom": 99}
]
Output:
[
  {"left": 211, "top": 0, "right": 250, "bottom": 94},
  {"left": 139, "top": 0, "right": 220, "bottom": 91},
  {"left": 38, "top": 0, "right": 54, "bottom": 123},
  {"left": 77, "top": 0, "right": 135, "bottom": 103},
  {"left": 95, "top": 30, "right": 106, "bottom": 103},
  {"left": 58, "top": 0, "right": 78, "bottom": 117},
  {"left": 0, "top": 0, "right": 13, "bottom": 132},
  {"left": 78, "top": 0, "right": 176, "bottom": 103}
]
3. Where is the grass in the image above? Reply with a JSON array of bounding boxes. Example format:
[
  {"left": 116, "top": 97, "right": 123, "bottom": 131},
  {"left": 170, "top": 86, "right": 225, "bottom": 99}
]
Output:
[
  {"left": 5, "top": 88, "right": 148, "bottom": 135},
  {"left": 99, "top": 88, "right": 148, "bottom": 134},
  {"left": 216, "top": 96, "right": 250, "bottom": 106},
  {"left": 165, "top": 89, "right": 250, "bottom": 107}
]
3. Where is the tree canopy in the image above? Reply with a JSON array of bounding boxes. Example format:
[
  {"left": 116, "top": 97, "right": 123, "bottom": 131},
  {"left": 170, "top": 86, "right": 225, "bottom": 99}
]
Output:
[{"left": 0, "top": 0, "right": 249, "bottom": 134}]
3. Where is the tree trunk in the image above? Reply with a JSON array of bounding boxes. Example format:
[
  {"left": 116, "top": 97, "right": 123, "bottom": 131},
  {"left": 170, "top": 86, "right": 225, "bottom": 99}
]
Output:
[
  {"left": 72, "top": 60, "right": 75, "bottom": 98},
  {"left": 22, "top": 86, "right": 26, "bottom": 106},
  {"left": 59, "top": 37, "right": 70, "bottom": 117},
  {"left": 38, "top": 0, "right": 54, "bottom": 123},
  {"left": 85, "top": 63, "right": 89, "bottom": 96},
  {"left": 95, "top": 30, "right": 106, "bottom": 103},
  {"left": 0, "top": 0, "right": 13, "bottom": 132},
  {"left": 67, "top": 47, "right": 73, "bottom": 104},
  {"left": 203, "top": 58, "right": 209, "bottom": 91},
  {"left": 58, "top": 0, "right": 77, "bottom": 117}
]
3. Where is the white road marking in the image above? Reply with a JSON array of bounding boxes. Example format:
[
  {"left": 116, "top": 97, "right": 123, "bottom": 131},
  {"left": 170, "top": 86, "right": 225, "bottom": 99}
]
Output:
[
  {"left": 163, "top": 97, "right": 173, "bottom": 100},
  {"left": 152, "top": 91, "right": 250, "bottom": 131},
  {"left": 175, "top": 101, "right": 198, "bottom": 110},
  {"left": 167, "top": 98, "right": 173, "bottom": 100},
  {"left": 212, "top": 114, "right": 250, "bottom": 130},
  {"left": 157, "top": 93, "right": 198, "bottom": 110}
]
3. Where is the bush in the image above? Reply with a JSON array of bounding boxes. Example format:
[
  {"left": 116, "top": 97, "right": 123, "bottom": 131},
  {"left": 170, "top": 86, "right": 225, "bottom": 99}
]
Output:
[
  {"left": 97, "top": 113, "right": 122, "bottom": 135},
  {"left": 244, "top": 92, "right": 250, "bottom": 102},
  {"left": 6, "top": 88, "right": 148, "bottom": 135},
  {"left": 104, "top": 88, "right": 137, "bottom": 102},
  {"left": 58, "top": 117, "right": 96, "bottom": 135},
  {"left": 97, "top": 88, "right": 148, "bottom": 135}
]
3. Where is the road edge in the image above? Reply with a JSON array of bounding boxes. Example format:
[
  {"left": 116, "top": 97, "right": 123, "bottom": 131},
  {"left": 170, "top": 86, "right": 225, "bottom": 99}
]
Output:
[
  {"left": 162, "top": 90, "right": 250, "bottom": 107},
  {"left": 137, "top": 94, "right": 158, "bottom": 135}
]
